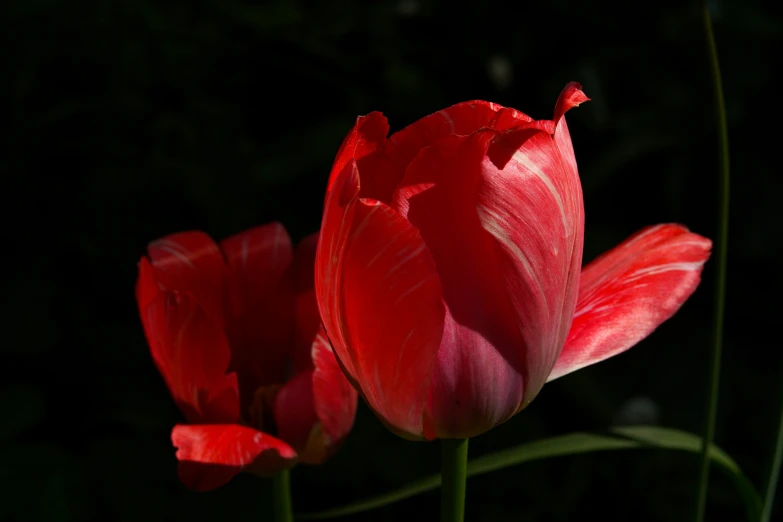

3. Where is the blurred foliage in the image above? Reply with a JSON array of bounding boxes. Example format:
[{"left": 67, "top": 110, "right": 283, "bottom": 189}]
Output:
[{"left": 1, "top": 0, "right": 780, "bottom": 520}]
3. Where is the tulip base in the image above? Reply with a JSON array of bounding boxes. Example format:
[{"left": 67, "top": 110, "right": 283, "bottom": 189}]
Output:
[
  {"left": 440, "top": 438, "right": 469, "bottom": 522},
  {"left": 272, "top": 469, "right": 293, "bottom": 522}
]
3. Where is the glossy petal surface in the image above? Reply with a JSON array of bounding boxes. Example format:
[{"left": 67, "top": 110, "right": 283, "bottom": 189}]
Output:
[
  {"left": 390, "top": 87, "right": 586, "bottom": 438},
  {"left": 393, "top": 130, "right": 527, "bottom": 438},
  {"left": 316, "top": 161, "right": 444, "bottom": 438},
  {"left": 475, "top": 85, "right": 586, "bottom": 404},
  {"left": 140, "top": 291, "right": 239, "bottom": 424},
  {"left": 549, "top": 224, "right": 712, "bottom": 381},
  {"left": 172, "top": 424, "right": 296, "bottom": 491}
]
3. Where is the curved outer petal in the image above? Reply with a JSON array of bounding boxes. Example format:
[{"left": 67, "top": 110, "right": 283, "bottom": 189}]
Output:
[
  {"left": 137, "top": 284, "right": 239, "bottom": 424},
  {"left": 220, "top": 223, "right": 295, "bottom": 396},
  {"left": 480, "top": 83, "right": 587, "bottom": 406},
  {"left": 393, "top": 130, "right": 526, "bottom": 438},
  {"left": 311, "top": 327, "right": 358, "bottom": 458},
  {"left": 146, "top": 231, "right": 226, "bottom": 325},
  {"left": 273, "top": 330, "right": 358, "bottom": 466},
  {"left": 328, "top": 112, "right": 390, "bottom": 197},
  {"left": 315, "top": 157, "right": 445, "bottom": 439},
  {"left": 392, "top": 85, "right": 587, "bottom": 438},
  {"left": 172, "top": 424, "right": 296, "bottom": 491},
  {"left": 548, "top": 224, "right": 712, "bottom": 381}
]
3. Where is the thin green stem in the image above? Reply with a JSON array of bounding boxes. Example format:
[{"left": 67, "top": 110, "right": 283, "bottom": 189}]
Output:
[
  {"left": 273, "top": 469, "right": 293, "bottom": 522},
  {"left": 761, "top": 388, "right": 783, "bottom": 521},
  {"left": 440, "top": 438, "right": 469, "bottom": 522},
  {"left": 695, "top": 4, "right": 730, "bottom": 522}
]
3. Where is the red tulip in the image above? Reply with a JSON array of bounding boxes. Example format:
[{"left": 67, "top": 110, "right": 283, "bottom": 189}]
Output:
[
  {"left": 315, "top": 83, "right": 711, "bottom": 440},
  {"left": 135, "top": 224, "right": 358, "bottom": 491}
]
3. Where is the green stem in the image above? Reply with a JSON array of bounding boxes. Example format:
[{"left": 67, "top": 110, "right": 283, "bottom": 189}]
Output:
[
  {"left": 273, "top": 469, "right": 293, "bottom": 522},
  {"left": 695, "top": 4, "right": 730, "bottom": 522},
  {"left": 761, "top": 388, "right": 783, "bottom": 522},
  {"left": 440, "top": 438, "right": 469, "bottom": 522}
]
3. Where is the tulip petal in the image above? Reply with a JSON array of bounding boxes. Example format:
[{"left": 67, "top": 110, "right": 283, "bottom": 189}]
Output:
[
  {"left": 551, "top": 82, "right": 589, "bottom": 191},
  {"left": 392, "top": 131, "right": 522, "bottom": 437},
  {"left": 358, "top": 101, "right": 509, "bottom": 205},
  {"left": 393, "top": 118, "right": 584, "bottom": 437},
  {"left": 548, "top": 224, "right": 712, "bottom": 381},
  {"left": 146, "top": 231, "right": 226, "bottom": 324},
  {"left": 273, "top": 370, "right": 318, "bottom": 459},
  {"left": 553, "top": 82, "right": 590, "bottom": 125},
  {"left": 329, "top": 112, "right": 390, "bottom": 196},
  {"left": 311, "top": 327, "right": 358, "bottom": 457},
  {"left": 384, "top": 100, "right": 501, "bottom": 166},
  {"left": 477, "top": 85, "right": 587, "bottom": 400},
  {"left": 220, "top": 223, "right": 295, "bottom": 393},
  {"left": 273, "top": 330, "right": 357, "bottom": 465},
  {"left": 316, "top": 160, "right": 444, "bottom": 438},
  {"left": 135, "top": 256, "right": 160, "bottom": 315},
  {"left": 141, "top": 291, "right": 239, "bottom": 424},
  {"left": 172, "top": 424, "right": 296, "bottom": 491}
]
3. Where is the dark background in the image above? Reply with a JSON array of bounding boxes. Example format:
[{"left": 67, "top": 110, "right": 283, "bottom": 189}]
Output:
[{"left": 3, "top": 0, "right": 780, "bottom": 520}]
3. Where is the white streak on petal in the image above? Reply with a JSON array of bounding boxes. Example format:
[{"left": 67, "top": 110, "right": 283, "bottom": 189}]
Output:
[
  {"left": 477, "top": 204, "right": 545, "bottom": 300},
  {"left": 624, "top": 261, "right": 705, "bottom": 282},
  {"left": 511, "top": 150, "right": 567, "bottom": 232},
  {"left": 438, "top": 110, "right": 456, "bottom": 134}
]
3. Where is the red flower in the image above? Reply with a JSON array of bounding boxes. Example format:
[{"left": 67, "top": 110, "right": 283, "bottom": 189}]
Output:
[
  {"left": 315, "top": 83, "right": 711, "bottom": 440},
  {"left": 136, "top": 224, "right": 358, "bottom": 491}
]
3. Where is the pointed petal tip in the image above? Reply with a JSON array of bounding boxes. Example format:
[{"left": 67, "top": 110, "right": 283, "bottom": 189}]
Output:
[
  {"left": 357, "top": 111, "right": 388, "bottom": 126},
  {"left": 562, "top": 82, "right": 590, "bottom": 104},
  {"left": 554, "top": 82, "right": 590, "bottom": 123},
  {"left": 330, "top": 113, "right": 389, "bottom": 189}
]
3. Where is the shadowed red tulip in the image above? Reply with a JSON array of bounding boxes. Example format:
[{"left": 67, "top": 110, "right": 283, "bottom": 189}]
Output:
[
  {"left": 136, "top": 224, "right": 358, "bottom": 491},
  {"left": 315, "top": 83, "right": 711, "bottom": 440}
]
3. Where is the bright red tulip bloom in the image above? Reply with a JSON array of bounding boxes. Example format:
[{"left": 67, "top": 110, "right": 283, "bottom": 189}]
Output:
[
  {"left": 136, "top": 224, "right": 358, "bottom": 491},
  {"left": 315, "top": 83, "right": 711, "bottom": 440}
]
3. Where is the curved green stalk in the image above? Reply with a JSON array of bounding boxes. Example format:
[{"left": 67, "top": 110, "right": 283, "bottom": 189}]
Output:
[
  {"left": 694, "top": 4, "right": 730, "bottom": 522},
  {"left": 296, "top": 427, "right": 760, "bottom": 521},
  {"left": 273, "top": 469, "right": 294, "bottom": 522},
  {"left": 761, "top": 388, "right": 783, "bottom": 522}
]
